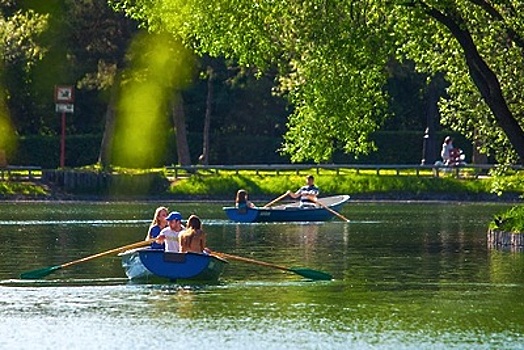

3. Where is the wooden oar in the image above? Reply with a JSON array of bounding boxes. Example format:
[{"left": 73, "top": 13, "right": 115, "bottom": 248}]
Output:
[
  {"left": 312, "top": 198, "right": 350, "bottom": 222},
  {"left": 263, "top": 192, "right": 289, "bottom": 208},
  {"left": 20, "top": 239, "right": 156, "bottom": 279},
  {"left": 212, "top": 251, "right": 333, "bottom": 281}
]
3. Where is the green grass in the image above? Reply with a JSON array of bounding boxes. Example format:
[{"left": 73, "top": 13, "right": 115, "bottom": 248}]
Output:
[
  {"left": 168, "top": 171, "right": 503, "bottom": 198},
  {"left": 0, "top": 182, "right": 49, "bottom": 197},
  {"left": 1, "top": 168, "right": 522, "bottom": 201}
]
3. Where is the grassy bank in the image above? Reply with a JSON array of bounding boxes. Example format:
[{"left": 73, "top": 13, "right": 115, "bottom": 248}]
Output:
[
  {"left": 0, "top": 182, "right": 49, "bottom": 198},
  {"left": 1, "top": 168, "right": 522, "bottom": 201},
  {"left": 168, "top": 170, "right": 522, "bottom": 200}
]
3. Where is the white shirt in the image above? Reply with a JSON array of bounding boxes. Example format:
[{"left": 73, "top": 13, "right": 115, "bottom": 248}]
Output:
[
  {"left": 158, "top": 227, "right": 184, "bottom": 252},
  {"left": 296, "top": 185, "right": 320, "bottom": 205},
  {"left": 441, "top": 142, "right": 454, "bottom": 162}
]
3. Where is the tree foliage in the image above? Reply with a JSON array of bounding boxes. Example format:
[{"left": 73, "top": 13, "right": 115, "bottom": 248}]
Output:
[
  {"left": 0, "top": 1, "right": 48, "bottom": 153},
  {"left": 112, "top": 0, "right": 524, "bottom": 164},
  {"left": 394, "top": 0, "right": 524, "bottom": 164},
  {"left": 111, "top": 0, "right": 394, "bottom": 162},
  {"left": 112, "top": 31, "right": 194, "bottom": 168}
]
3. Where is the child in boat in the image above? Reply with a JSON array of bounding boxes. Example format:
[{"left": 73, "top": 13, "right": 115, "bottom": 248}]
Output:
[
  {"left": 287, "top": 174, "right": 320, "bottom": 207},
  {"left": 145, "top": 206, "right": 168, "bottom": 249},
  {"left": 155, "top": 211, "right": 185, "bottom": 252},
  {"left": 235, "top": 189, "right": 256, "bottom": 209},
  {"left": 179, "top": 215, "right": 210, "bottom": 254}
]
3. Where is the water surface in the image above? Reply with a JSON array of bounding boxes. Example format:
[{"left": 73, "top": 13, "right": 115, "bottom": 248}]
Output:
[{"left": 0, "top": 201, "right": 522, "bottom": 349}]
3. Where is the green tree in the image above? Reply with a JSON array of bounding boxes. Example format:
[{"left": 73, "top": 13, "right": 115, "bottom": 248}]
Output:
[
  {"left": 187, "top": 56, "right": 289, "bottom": 164},
  {"left": 395, "top": 1, "right": 524, "bottom": 164},
  {"left": 60, "top": 0, "right": 137, "bottom": 168},
  {"left": 1, "top": 0, "right": 136, "bottom": 166},
  {"left": 112, "top": 0, "right": 524, "bottom": 164},
  {"left": 0, "top": 1, "right": 48, "bottom": 155},
  {"left": 112, "top": 0, "right": 393, "bottom": 163}
]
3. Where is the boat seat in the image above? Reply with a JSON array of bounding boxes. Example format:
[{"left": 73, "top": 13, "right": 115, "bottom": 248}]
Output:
[
  {"left": 164, "top": 252, "right": 187, "bottom": 263},
  {"left": 237, "top": 207, "right": 248, "bottom": 214}
]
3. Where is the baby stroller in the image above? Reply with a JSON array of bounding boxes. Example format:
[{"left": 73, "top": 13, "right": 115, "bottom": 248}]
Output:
[{"left": 447, "top": 148, "right": 466, "bottom": 166}]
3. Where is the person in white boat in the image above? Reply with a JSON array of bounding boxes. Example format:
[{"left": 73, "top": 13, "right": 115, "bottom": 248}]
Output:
[
  {"left": 287, "top": 174, "right": 320, "bottom": 207},
  {"left": 155, "top": 211, "right": 185, "bottom": 252}
]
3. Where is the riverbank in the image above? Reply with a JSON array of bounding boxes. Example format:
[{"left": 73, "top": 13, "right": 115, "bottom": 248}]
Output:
[{"left": 1, "top": 170, "right": 522, "bottom": 202}]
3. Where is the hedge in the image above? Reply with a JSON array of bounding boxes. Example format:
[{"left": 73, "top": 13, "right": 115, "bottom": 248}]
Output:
[{"left": 6, "top": 130, "right": 471, "bottom": 168}]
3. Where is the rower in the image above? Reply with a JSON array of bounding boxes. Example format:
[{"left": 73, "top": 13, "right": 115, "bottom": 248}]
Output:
[{"left": 287, "top": 174, "right": 320, "bottom": 207}]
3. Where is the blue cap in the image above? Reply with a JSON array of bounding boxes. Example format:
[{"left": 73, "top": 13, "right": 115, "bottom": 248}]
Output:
[{"left": 166, "top": 211, "right": 182, "bottom": 221}]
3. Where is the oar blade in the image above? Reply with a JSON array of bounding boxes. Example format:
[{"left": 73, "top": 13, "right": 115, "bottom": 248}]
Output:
[
  {"left": 20, "top": 265, "right": 62, "bottom": 280},
  {"left": 290, "top": 268, "right": 333, "bottom": 281}
]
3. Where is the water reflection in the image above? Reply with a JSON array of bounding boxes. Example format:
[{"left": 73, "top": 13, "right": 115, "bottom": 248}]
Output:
[
  {"left": 0, "top": 219, "right": 149, "bottom": 226},
  {"left": 143, "top": 285, "right": 221, "bottom": 319},
  {"left": 0, "top": 201, "right": 523, "bottom": 349}
]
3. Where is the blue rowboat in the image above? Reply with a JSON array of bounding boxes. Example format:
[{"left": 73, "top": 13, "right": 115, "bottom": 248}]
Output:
[
  {"left": 223, "top": 195, "right": 350, "bottom": 223},
  {"left": 119, "top": 249, "right": 228, "bottom": 282}
]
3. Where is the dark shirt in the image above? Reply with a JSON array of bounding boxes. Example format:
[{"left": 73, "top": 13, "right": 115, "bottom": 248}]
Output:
[{"left": 148, "top": 225, "right": 165, "bottom": 250}]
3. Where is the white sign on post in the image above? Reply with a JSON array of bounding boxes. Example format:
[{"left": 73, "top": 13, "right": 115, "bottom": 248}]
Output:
[
  {"left": 55, "top": 103, "right": 74, "bottom": 113},
  {"left": 54, "top": 85, "right": 75, "bottom": 114},
  {"left": 54, "top": 85, "right": 75, "bottom": 168}
]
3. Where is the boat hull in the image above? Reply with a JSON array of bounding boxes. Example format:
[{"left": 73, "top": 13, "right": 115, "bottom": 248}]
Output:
[
  {"left": 223, "top": 195, "right": 350, "bottom": 223},
  {"left": 119, "top": 249, "right": 227, "bottom": 282}
]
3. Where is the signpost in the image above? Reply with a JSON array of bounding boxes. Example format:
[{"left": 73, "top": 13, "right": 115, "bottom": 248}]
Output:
[{"left": 54, "top": 86, "right": 74, "bottom": 168}]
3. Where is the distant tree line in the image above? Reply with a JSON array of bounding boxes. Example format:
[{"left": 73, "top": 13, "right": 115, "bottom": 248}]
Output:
[
  {"left": 13, "top": 130, "right": 473, "bottom": 168},
  {"left": 115, "top": 0, "right": 524, "bottom": 165},
  {"left": 1, "top": 1, "right": 494, "bottom": 169}
]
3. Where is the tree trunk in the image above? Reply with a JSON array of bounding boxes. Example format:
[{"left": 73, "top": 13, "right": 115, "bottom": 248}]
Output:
[
  {"left": 200, "top": 66, "right": 214, "bottom": 165},
  {"left": 472, "top": 128, "right": 488, "bottom": 164},
  {"left": 423, "top": 73, "right": 443, "bottom": 164},
  {"left": 171, "top": 91, "right": 191, "bottom": 166},
  {"left": 424, "top": 6, "right": 524, "bottom": 164},
  {"left": 98, "top": 86, "right": 118, "bottom": 170}
]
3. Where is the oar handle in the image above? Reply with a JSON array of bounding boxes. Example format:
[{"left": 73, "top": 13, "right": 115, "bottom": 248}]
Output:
[
  {"left": 212, "top": 252, "right": 290, "bottom": 272},
  {"left": 60, "top": 239, "right": 155, "bottom": 268},
  {"left": 262, "top": 192, "right": 289, "bottom": 208},
  {"left": 313, "top": 198, "right": 350, "bottom": 222}
]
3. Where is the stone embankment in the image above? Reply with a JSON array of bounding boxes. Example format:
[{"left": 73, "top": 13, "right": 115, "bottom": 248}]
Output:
[{"left": 487, "top": 229, "right": 524, "bottom": 248}]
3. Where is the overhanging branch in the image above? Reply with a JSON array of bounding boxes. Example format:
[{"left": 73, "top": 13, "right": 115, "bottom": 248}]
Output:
[{"left": 467, "top": 0, "right": 524, "bottom": 49}]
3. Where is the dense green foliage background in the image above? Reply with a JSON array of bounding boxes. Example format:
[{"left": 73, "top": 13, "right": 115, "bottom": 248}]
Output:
[
  {"left": 1, "top": 0, "right": 466, "bottom": 169},
  {"left": 10, "top": 131, "right": 472, "bottom": 167},
  {"left": 114, "top": 0, "right": 524, "bottom": 163},
  {"left": 2, "top": 1, "right": 524, "bottom": 169}
]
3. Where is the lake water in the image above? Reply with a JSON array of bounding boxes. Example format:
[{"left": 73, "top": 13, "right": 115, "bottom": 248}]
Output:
[{"left": 0, "top": 201, "right": 523, "bottom": 349}]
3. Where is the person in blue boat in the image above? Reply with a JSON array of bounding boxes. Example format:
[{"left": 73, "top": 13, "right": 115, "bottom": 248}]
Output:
[
  {"left": 155, "top": 211, "right": 185, "bottom": 252},
  {"left": 287, "top": 174, "right": 320, "bottom": 207},
  {"left": 235, "top": 189, "right": 256, "bottom": 209},
  {"left": 145, "top": 206, "right": 168, "bottom": 249},
  {"left": 179, "top": 215, "right": 210, "bottom": 254}
]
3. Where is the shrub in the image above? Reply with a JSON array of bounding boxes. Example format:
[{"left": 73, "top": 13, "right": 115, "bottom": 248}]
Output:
[{"left": 491, "top": 205, "right": 524, "bottom": 233}]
